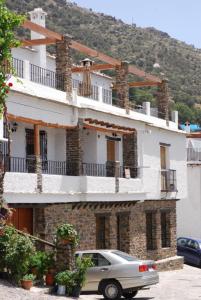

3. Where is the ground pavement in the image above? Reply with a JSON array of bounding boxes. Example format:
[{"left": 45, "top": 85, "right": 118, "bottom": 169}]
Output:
[{"left": 0, "top": 265, "right": 201, "bottom": 300}]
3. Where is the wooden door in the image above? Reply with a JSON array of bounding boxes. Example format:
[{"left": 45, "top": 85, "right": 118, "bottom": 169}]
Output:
[
  {"left": 107, "top": 140, "right": 115, "bottom": 161},
  {"left": 160, "top": 146, "right": 166, "bottom": 169},
  {"left": 7, "top": 208, "right": 33, "bottom": 234},
  {"left": 160, "top": 146, "right": 167, "bottom": 190}
]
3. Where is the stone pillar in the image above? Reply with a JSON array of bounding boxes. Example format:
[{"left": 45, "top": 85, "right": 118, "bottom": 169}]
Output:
[
  {"left": 66, "top": 122, "right": 83, "bottom": 176},
  {"left": 108, "top": 213, "right": 117, "bottom": 249},
  {"left": 115, "top": 61, "right": 129, "bottom": 113},
  {"left": 123, "top": 131, "right": 138, "bottom": 178},
  {"left": 115, "top": 161, "right": 120, "bottom": 193},
  {"left": 56, "top": 244, "right": 75, "bottom": 272},
  {"left": 56, "top": 34, "right": 73, "bottom": 99},
  {"left": 157, "top": 79, "right": 170, "bottom": 122}
]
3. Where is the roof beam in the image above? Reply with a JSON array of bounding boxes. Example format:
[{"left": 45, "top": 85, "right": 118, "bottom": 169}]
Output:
[
  {"left": 22, "top": 38, "right": 56, "bottom": 47},
  {"left": 128, "top": 65, "right": 161, "bottom": 82},
  {"left": 128, "top": 81, "right": 161, "bottom": 88},
  {"left": 7, "top": 113, "right": 76, "bottom": 130},
  {"left": 22, "top": 20, "right": 62, "bottom": 40}
]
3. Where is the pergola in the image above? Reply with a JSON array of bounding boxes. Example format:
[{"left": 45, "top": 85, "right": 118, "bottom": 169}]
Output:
[{"left": 21, "top": 20, "right": 162, "bottom": 88}]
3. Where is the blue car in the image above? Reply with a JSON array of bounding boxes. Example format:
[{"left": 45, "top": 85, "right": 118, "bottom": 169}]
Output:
[{"left": 177, "top": 237, "right": 201, "bottom": 267}]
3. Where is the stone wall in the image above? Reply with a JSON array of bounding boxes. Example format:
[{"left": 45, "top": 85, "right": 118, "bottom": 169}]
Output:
[
  {"left": 115, "top": 62, "right": 129, "bottom": 112},
  {"left": 34, "top": 199, "right": 177, "bottom": 261},
  {"left": 123, "top": 131, "right": 138, "bottom": 178},
  {"left": 56, "top": 35, "right": 72, "bottom": 98},
  {"left": 66, "top": 126, "right": 82, "bottom": 176}
]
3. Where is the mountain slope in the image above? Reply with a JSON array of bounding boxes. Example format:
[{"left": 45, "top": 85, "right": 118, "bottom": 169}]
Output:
[{"left": 6, "top": 0, "right": 201, "bottom": 121}]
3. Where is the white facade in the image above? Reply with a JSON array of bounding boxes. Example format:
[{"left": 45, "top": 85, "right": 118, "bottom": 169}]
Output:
[
  {"left": 3, "top": 9, "right": 187, "bottom": 206},
  {"left": 177, "top": 137, "right": 201, "bottom": 238}
]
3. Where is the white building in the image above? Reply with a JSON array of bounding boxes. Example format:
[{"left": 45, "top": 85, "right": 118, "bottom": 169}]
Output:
[
  {"left": 177, "top": 133, "right": 201, "bottom": 238},
  {"left": 2, "top": 8, "right": 187, "bottom": 267}
]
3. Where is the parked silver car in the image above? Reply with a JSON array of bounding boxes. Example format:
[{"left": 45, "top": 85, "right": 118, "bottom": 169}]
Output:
[{"left": 76, "top": 250, "right": 159, "bottom": 300}]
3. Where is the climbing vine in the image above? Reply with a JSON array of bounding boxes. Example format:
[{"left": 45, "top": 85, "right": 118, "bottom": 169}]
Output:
[{"left": 0, "top": 0, "right": 25, "bottom": 226}]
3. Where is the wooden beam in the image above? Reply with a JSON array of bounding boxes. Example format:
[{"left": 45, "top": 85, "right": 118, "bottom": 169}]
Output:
[
  {"left": 7, "top": 113, "right": 76, "bottom": 130},
  {"left": 72, "top": 63, "right": 114, "bottom": 73},
  {"left": 22, "top": 38, "right": 56, "bottom": 47},
  {"left": 128, "top": 81, "right": 161, "bottom": 88},
  {"left": 34, "top": 124, "right": 40, "bottom": 156},
  {"left": 128, "top": 65, "right": 161, "bottom": 82},
  {"left": 83, "top": 123, "right": 134, "bottom": 135},
  {"left": 71, "top": 41, "right": 121, "bottom": 66},
  {"left": 22, "top": 20, "right": 62, "bottom": 40}
]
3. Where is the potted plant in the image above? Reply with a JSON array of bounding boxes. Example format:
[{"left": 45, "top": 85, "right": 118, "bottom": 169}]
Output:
[
  {"left": 21, "top": 274, "right": 35, "bottom": 290},
  {"left": 29, "top": 251, "right": 52, "bottom": 284},
  {"left": 70, "top": 257, "right": 93, "bottom": 298},
  {"left": 55, "top": 271, "right": 70, "bottom": 295},
  {"left": 45, "top": 252, "right": 56, "bottom": 286},
  {"left": 56, "top": 223, "right": 79, "bottom": 247}
]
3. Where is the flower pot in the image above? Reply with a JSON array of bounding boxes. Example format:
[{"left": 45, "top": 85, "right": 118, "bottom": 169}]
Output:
[
  {"left": 45, "top": 273, "right": 54, "bottom": 286},
  {"left": 72, "top": 285, "right": 81, "bottom": 298},
  {"left": 60, "top": 239, "right": 71, "bottom": 245},
  {"left": 57, "top": 285, "right": 66, "bottom": 295},
  {"left": 48, "top": 267, "right": 56, "bottom": 275},
  {"left": 21, "top": 279, "right": 33, "bottom": 290}
]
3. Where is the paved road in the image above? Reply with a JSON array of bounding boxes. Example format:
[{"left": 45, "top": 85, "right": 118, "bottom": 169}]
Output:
[{"left": 0, "top": 265, "right": 201, "bottom": 300}]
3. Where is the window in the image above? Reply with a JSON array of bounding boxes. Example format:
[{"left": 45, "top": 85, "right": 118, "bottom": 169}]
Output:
[
  {"left": 161, "top": 211, "right": 171, "bottom": 248},
  {"left": 177, "top": 238, "right": 187, "bottom": 247},
  {"left": 187, "top": 240, "right": 200, "bottom": 250},
  {"left": 96, "top": 215, "right": 107, "bottom": 249},
  {"left": 146, "top": 212, "right": 157, "bottom": 250},
  {"left": 82, "top": 253, "right": 110, "bottom": 267},
  {"left": 112, "top": 251, "right": 137, "bottom": 261}
]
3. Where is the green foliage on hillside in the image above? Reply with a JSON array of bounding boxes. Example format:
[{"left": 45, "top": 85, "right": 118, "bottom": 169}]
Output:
[{"left": 6, "top": 0, "right": 201, "bottom": 122}]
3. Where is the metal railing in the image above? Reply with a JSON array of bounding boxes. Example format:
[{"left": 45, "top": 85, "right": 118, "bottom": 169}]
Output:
[
  {"left": 103, "top": 88, "right": 112, "bottom": 104},
  {"left": 161, "top": 169, "right": 177, "bottom": 192},
  {"left": 2, "top": 58, "right": 24, "bottom": 78},
  {"left": 30, "top": 64, "right": 65, "bottom": 91},
  {"left": 82, "top": 162, "right": 138, "bottom": 178},
  {"left": 187, "top": 148, "right": 201, "bottom": 161},
  {"left": 73, "top": 79, "right": 99, "bottom": 101},
  {"left": 3, "top": 156, "right": 35, "bottom": 173}
]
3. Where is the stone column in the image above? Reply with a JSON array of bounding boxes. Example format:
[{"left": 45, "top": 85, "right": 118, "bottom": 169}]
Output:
[
  {"left": 157, "top": 79, "right": 170, "bottom": 122},
  {"left": 56, "top": 243, "right": 75, "bottom": 272},
  {"left": 66, "top": 121, "right": 83, "bottom": 176},
  {"left": 56, "top": 34, "right": 73, "bottom": 99},
  {"left": 123, "top": 131, "right": 138, "bottom": 178},
  {"left": 115, "top": 61, "right": 129, "bottom": 113}
]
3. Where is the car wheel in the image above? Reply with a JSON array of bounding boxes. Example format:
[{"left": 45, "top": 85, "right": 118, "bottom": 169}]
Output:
[
  {"left": 102, "top": 280, "right": 122, "bottom": 300},
  {"left": 123, "top": 290, "right": 138, "bottom": 299}
]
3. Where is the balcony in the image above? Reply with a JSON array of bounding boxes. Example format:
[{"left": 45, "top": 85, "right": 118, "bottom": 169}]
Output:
[
  {"left": 2, "top": 156, "right": 138, "bottom": 179},
  {"left": 187, "top": 148, "right": 201, "bottom": 161},
  {"left": 161, "top": 169, "right": 177, "bottom": 192}
]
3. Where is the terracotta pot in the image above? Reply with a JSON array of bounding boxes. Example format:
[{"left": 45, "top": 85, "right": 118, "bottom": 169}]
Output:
[
  {"left": 60, "top": 239, "right": 71, "bottom": 245},
  {"left": 45, "top": 273, "right": 54, "bottom": 286},
  {"left": 21, "top": 279, "right": 33, "bottom": 290},
  {"left": 48, "top": 267, "right": 56, "bottom": 275}
]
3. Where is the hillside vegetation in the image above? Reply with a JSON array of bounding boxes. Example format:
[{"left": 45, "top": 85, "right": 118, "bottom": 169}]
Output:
[{"left": 6, "top": 0, "right": 201, "bottom": 123}]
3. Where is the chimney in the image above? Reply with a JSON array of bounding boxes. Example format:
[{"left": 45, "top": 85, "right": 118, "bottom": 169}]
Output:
[
  {"left": 28, "top": 8, "right": 47, "bottom": 69},
  {"left": 184, "top": 121, "right": 191, "bottom": 133}
]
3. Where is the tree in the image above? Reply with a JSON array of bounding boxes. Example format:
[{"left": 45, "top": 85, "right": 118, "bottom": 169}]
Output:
[{"left": 0, "top": 0, "right": 24, "bottom": 228}]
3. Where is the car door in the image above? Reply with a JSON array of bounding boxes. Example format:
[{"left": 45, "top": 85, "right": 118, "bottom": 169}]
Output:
[
  {"left": 177, "top": 238, "right": 188, "bottom": 259},
  {"left": 81, "top": 253, "right": 111, "bottom": 292},
  {"left": 186, "top": 240, "right": 201, "bottom": 266}
]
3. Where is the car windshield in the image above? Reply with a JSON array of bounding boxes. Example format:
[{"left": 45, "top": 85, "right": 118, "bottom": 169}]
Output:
[{"left": 112, "top": 251, "right": 137, "bottom": 261}]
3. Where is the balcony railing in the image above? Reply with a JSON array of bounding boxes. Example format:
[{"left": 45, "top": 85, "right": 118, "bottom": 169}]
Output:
[
  {"left": 187, "top": 148, "right": 201, "bottom": 161},
  {"left": 2, "top": 58, "right": 24, "bottom": 78},
  {"left": 72, "top": 79, "right": 99, "bottom": 101},
  {"left": 30, "top": 64, "right": 65, "bottom": 91},
  {"left": 82, "top": 162, "right": 138, "bottom": 178},
  {"left": 161, "top": 169, "right": 177, "bottom": 192}
]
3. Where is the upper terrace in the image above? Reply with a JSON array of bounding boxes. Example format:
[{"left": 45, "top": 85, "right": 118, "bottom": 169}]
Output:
[{"left": 7, "top": 8, "right": 177, "bottom": 126}]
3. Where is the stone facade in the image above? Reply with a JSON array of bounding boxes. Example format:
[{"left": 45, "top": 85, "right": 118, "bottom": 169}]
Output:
[
  {"left": 123, "top": 131, "right": 138, "bottom": 178},
  {"left": 66, "top": 125, "right": 83, "bottom": 176},
  {"left": 157, "top": 80, "right": 170, "bottom": 121},
  {"left": 115, "top": 62, "right": 129, "bottom": 113},
  {"left": 56, "top": 34, "right": 72, "bottom": 98},
  {"left": 34, "top": 199, "right": 177, "bottom": 262}
]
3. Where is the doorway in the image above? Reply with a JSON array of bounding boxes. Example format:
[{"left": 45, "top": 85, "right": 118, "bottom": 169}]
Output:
[{"left": 7, "top": 207, "right": 33, "bottom": 234}]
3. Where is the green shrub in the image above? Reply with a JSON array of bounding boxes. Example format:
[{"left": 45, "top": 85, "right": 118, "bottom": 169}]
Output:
[
  {"left": 29, "top": 251, "right": 55, "bottom": 278},
  {"left": 0, "top": 226, "right": 35, "bottom": 283},
  {"left": 56, "top": 223, "right": 79, "bottom": 247},
  {"left": 22, "top": 274, "right": 36, "bottom": 281}
]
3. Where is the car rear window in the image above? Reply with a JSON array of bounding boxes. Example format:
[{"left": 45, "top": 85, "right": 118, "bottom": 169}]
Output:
[{"left": 112, "top": 251, "right": 137, "bottom": 261}]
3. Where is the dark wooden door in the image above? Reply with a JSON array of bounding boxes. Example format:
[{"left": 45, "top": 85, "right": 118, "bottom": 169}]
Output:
[
  {"left": 7, "top": 208, "right": 33, "bottom": 234},
  {"left": 107, "top": 140, "right": 115, "bottom": 161}
]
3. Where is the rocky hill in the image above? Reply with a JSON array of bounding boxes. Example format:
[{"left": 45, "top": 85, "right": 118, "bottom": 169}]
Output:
[{"left": 6, "top": 0, "right": 201, "bottom": 122}]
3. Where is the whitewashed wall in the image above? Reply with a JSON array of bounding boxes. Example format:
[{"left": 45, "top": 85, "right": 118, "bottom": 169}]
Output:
[{"left": 177, "top": 164, "right": 201, "bottom": 238}]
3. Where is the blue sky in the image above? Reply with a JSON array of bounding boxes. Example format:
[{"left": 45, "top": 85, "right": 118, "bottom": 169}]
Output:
[{"left": 74, "top": 0, "right": 201, "bottom": 48}]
